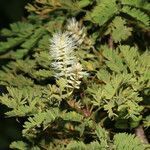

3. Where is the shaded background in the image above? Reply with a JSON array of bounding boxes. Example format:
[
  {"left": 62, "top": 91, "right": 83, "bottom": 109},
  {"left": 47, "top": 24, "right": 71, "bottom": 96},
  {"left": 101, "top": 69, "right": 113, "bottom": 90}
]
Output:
[
  {"left": 0, "top": 0, "right": 29, "bottom": 29},
  {"left": 0, "top": 0, "right": 30, "bottom": 149}
]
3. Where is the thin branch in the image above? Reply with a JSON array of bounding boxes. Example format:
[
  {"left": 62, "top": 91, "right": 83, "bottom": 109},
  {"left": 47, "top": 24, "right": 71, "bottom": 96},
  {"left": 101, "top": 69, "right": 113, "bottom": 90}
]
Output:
[
  {"left": 135, "top": 125, "right": 149, "bottom": 144},
  {"left": 108, "top": 35, "right": 114, "bottom": 49}
]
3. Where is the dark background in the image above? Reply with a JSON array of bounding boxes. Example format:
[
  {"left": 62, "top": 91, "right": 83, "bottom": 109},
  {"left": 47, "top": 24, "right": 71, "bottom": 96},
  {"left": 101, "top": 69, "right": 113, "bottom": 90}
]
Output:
[
  {"left": 0, "top": 0, "right": 30, "bottom": 149},
  {"left": 0, "top": 0, "right": 29, "bottom": 29}
]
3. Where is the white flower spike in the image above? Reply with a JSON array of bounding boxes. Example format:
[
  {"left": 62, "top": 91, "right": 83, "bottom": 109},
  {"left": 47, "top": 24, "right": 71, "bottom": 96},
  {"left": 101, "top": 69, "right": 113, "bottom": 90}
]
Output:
[
  {"left": 50, "top": 28, "right": 87, "bottom": 89},
  {"left": 66, "top": 18, "right": 86, "bottom": 45}
]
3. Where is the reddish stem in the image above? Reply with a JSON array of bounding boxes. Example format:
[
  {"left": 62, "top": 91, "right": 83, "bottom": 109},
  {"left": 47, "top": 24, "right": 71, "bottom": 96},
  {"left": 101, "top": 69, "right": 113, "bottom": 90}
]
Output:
[
  {"left": 108, "top": 35, "right": 114, "bottom": 49},
  {"left": 135, "top": 125, "right": 149, "bottom": 144}
]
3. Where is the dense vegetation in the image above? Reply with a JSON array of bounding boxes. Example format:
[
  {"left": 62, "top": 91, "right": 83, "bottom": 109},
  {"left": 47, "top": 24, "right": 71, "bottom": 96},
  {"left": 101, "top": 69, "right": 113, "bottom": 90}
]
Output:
[{"left": 0, "top": 0, "right": 150, "bottom": 149}]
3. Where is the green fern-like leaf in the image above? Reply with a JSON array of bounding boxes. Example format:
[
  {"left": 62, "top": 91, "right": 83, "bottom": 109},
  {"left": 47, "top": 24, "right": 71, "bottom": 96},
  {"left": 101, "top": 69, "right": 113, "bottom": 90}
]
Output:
[
  {"left": 10, "top": 141, "right": 28, "bottom": 150},
  {"left": 0, "top": 22, "right": 35, "bottom": 53},
  {"left": 61, "top": 111, "right": 83, "bottom": 122},
  {"left": 21, "top": 28, "right": 46, "bottom": 50},
  {"left": 113, "top": 133, "right": 145, "bottom": 150},
  {"left": 0, "top": 87, "right": 43, "bottom": 117},
  {"left": 119, "top": 45, "right": 150, "bottom": 91},
  {"left": 23, "top": 112, "right": 47, "bottom": 138},
  {"left": 122, "top": 6, "right": 150, "bottom": 26},
  {"left": 143, "top": 115, "right": 150, "bottom": 127},
  {"left": 85, "top": 0, "right": 118, "bottom": 25},
  {"left": 119, "top": 45, "right": 138, "bottom": 73},
  {"left": 75, "top": 0, "right": 93, "bottom": 8},
  {"left": 121, "top": 0, "right": 150, "bottom": 11},
  {"left": 95, "top": 125, "right": 109, "bottom": 149},
  {"left": 106, "top": 17, "right": 132, "bottom": 42},
  {"left": 102, "top": 46, "right": 125, "bottom": 73},
  {"left": 87, "top": 141, "right": 102, "bottom": 150},
  {"left": 66, "top": 141, "right": 86, "bottom": 150}
]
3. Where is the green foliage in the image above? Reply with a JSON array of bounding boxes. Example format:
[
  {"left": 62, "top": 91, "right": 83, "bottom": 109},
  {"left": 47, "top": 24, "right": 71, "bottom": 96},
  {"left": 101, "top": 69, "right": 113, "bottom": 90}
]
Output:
[
  {"left": 0, "top": 22, "right": 35, "bottom": 54},
  {"left": 10, "top": 141, "right": 28, "bottom": 150},
  {"left": 143, "top": 115, "right": 150, "bottom": 128},
  {"left": 0, "top": 0, "right": 150, "bottom": 149},
  {"left": 113, "top": 133, "right": 145, "bottom": 150},
  {"left": 85, "top": 0, "right": 118, "bottom": 26},
  {"left": 121, "top": 6, "right": 149, "bottom": 27},
  {"left": 121, "top": 0, "right": 150, "bottom": 12},
  {"left": 106, "top": 17, "right": 132, "bottom": 43},
  {"left": 88, "top": 45, "right": 149, "bottom": 127}
]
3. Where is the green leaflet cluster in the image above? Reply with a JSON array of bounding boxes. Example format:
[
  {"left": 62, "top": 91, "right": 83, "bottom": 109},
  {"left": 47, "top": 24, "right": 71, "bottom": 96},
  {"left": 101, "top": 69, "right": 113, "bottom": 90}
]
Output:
[
  {"left": 0, "top": 22, "right": 46, "bottom": 58},
  {"left": 85, "top": 0, "right": 149, "bottom": 43},
  {"left": 87, "top": 45, "right": 150, "bottom": 129},
  {"left": 10, "top": 126, "right": 147, "bottom": 150},
  {"left": 0, "top": 0, "right": 149, "bottom": 149}
]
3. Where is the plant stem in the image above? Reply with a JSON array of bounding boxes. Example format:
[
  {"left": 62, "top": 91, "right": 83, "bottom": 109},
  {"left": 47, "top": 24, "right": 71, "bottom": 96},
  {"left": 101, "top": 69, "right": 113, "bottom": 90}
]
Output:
[
  {"left": 108, "top": 35, "right": 114, "bottom": 49},
  {"left": 135, "top": 125, "right": 149, "bottom": 144}
]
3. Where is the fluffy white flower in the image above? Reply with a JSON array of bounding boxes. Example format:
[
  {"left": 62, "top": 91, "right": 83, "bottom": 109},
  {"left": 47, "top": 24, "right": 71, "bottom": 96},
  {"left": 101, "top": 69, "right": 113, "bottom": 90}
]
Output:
[
  {"left": 50, "top": 30, "right": 87, "bottom": 89},
  {"left": 66, "top": 18, "right": 86, "bottom": 45}
]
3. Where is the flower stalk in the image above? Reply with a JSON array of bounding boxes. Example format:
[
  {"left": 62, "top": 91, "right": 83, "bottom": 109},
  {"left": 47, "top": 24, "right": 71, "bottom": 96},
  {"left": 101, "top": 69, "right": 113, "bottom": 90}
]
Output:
[{"left": 50, "top": 18, "right": 87, "bottom": 89}]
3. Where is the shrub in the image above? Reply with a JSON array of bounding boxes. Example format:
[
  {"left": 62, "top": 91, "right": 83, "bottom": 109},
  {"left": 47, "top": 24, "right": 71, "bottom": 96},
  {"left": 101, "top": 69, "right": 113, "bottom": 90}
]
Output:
[{"left": 0, "top": 0, "right": 149, "bottom": 149}]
